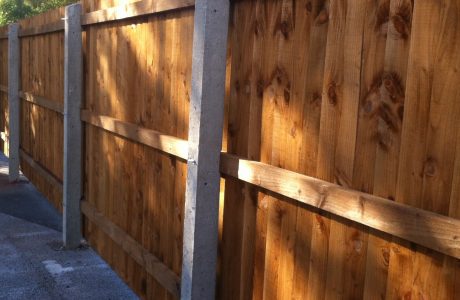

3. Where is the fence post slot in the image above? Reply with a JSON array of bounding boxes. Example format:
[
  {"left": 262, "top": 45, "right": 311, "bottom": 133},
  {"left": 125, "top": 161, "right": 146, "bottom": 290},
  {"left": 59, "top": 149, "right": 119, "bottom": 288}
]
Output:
[
  {"left": 181, "top": 0, "right": 230, "bottom": 299},
  {"left": 63, "top": 3, "right": 83, "bottom": 249},
  {"left": 8, "top": 23, "right": 19, "bottom": 182}
]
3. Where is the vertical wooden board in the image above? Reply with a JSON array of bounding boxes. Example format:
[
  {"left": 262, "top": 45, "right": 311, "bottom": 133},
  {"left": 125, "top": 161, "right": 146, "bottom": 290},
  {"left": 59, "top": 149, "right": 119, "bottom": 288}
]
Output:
[
  {"left": 92, "top": 23, "right": 109, "bottom": 264},
  {"left": 126, "top": 18, "right": 148, "bottom": 297},
  {"left": 290, "top": 1, "right": 328, "bottom": 299},
  {"left": 447, "top": 127, "right": 460, "bottom": 300},
  {"left": 415, "top": 1, "right": 460, "bottom": 298},
  {"left": 340, "top": 0, "right": 389, "bottom": 298},
  {"left": 387, "top": 0, "right": 460, "bottom": 299},
  {"left": 247, "top": 1, "right": 285, "bottom": 299},
  {"left": 159, "top": 15, "right": 173, "bottom": 275},
  {"left": 84, "top": 24, "right": 97, "bottom": 252},
  {"left": 308, "top": 0, "right": 345, "bottom": 298},
  {"left": 220, "top": 1, "right": 258, "bottom": 299},
  {"left": 171, "top": 10, "right": 192, "bottom": 280},
  {"left": 363, "top": 0, "right": 413, "bottom": 298},
  {"left": 0, "top": 38, "right": 8, "bottom": 154},
  {"left": 141, "top": 14, "right": 165, "bottom": 299},
  {"left": 322, "top": 1, "right": 367, "bottom": 298},
  {"left": 107, "top": 20, "right": 121, "bottom": 278}
]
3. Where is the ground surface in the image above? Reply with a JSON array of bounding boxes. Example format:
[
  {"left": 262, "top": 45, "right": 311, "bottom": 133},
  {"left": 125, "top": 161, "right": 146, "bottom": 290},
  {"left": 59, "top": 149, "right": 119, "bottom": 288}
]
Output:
[{"left": 0, "top": 154, "right": 138, "bottom": 300}]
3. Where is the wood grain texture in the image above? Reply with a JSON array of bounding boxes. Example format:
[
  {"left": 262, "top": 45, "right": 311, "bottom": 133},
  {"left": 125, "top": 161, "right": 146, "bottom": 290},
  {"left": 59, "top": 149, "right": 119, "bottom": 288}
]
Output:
[
  {"left": 81, "top": 3, "right": 193, "bottom": 298},
  {"left": 221, "top": 0, "right": 460, "bottom": 298},
  {"left": 220, "top": 154, "right": 460, "bottom": 260},
  {"left": 0, "top": 38, "right": 7, "bottom": 155},
  {"left": 81, "top": 0, "right": 194, "bottom": 26},
  {"left": 6, "top": 0, "right": 460, "bottom": 299},
  {"left": 19, "top": 20, "right": 64, "bottom": 37},
  {"left": 20, "top": 91, "right": 64, "bottom": 114},
  {"left": 81, "top": 110, "right": 188, "bottom": 160},
  {"left": 19, "top": 149, "right": 63, "bottom": 192},
  {"left": 0, "top": 26, "right": 8, "bottom": 39},
  {"left": 18, "top": 7, "right": 65, "bottom": 211},
  {"left": 81, "top": 201, "right": 181, "bottom": 298}
]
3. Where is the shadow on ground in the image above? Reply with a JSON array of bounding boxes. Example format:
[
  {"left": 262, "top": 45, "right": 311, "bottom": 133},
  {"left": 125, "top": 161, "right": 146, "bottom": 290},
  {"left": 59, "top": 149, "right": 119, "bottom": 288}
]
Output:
[
  {"left": 0, "top": 153, "right": 61, "bottom": 231},
  {"left": 0, "top": 153, "right": 138, "bottom": 300}
]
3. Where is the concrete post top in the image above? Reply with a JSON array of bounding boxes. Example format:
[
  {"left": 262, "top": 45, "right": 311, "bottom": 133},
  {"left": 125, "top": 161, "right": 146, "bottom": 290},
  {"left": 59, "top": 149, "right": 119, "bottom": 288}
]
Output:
[
  {"left": 65, "top": 2, "right": 82, "bottom": 13},
  {"left": 8, "top": 23, "right": 18, "bottom": 33}
]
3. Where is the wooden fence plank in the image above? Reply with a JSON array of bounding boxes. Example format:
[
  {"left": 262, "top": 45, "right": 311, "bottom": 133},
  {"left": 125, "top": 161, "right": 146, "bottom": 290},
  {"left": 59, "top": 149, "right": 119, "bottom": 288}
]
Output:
[
  {"left": 81, "top": 0, "right": 194, "bottom": 26},
  {"left": 20, "top": 91, "right": 64, "bottom": 114},
  {"left": 80, "top": 110, "right": 188, "bottom": 160},
  {"left": 220, "top": 153, "right": 460, "bottom": 260},
  {"left": 0, "top": 85, "right": 7, "bottom": 93},
  {"left": 20, "top": 149, "right": 63, "bottom": 192},
  {"left": 363, "top": 0, "right": 414, "bottom": 298},
  {"left": 81, "top": 201, "right": 181, "bottom": 298}
]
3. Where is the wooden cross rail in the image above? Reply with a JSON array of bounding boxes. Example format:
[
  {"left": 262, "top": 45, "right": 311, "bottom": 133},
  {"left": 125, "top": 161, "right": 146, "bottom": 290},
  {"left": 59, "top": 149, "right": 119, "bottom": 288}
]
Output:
[
  {"left": 81, "top": 201, "right": 181, "bottom": 298},
  {"left": 19, "top": 149, "right": 63, "bottom": 193},
  {"left": 1, "top": 88, "right": 64, "bottom": 114},
  {"left": 220, "top": 154, "right": 460, "bottom": 260},
  {"left": 20, "top": 91, "right": 64, "bottom": 114},
  {"left": 80, "top": 111, "right": 460, "bottom": 260},
  {"left": 80, "top": 110, "right": 188, "bottom": 160}
]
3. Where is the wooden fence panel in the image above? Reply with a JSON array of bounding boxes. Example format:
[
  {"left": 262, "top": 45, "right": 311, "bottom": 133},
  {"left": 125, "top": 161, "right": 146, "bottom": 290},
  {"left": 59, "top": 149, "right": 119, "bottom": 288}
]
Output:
[
  {"left": 18, "top": 8, "right": 65, "bottom": 211},
  {"left": 220, "top": 1, "right": 460, "bottom": 300},
  {"left": 81, "top": 3, "right": 193, "bottom": 298},
  {"left": 0, "top": 28, "right": 8, "bottom": 155}
]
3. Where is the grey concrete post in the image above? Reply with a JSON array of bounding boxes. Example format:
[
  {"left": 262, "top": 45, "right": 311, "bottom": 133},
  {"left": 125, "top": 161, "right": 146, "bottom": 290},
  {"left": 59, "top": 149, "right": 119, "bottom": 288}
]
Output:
[
  {"left": 8, "top": 23, "right": 19, "bottom": 182},
  {"left": 181, "top": 0, "right": 230, "bottom": 299},
  {"left": 63, "top": 3, "right": 83, "bottom": 249}
]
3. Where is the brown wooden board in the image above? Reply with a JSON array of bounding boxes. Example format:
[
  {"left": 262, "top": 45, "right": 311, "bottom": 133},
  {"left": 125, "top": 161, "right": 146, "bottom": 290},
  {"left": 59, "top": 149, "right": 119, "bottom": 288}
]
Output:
[{"left": 0, "top": 37, "right": 8, "bottom": 155}]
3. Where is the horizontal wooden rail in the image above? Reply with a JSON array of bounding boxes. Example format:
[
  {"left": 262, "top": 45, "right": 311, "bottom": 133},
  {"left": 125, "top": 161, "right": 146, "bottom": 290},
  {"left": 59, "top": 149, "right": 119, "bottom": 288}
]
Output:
[
  {"left": 77, "top": 112, "right": 460, "bottom": 258},
  {"left": 81, "top": 110, "right": 188, "bottom": 160},
  {"left": 0, "top": 85, "right": 7, "bottom": 93},
  {"left": 220, "top": 153, "right": 460, "bottom": 260},
  {"left": 19, "top": 149, "right": 63, "bottom": 192},
  {"left": 81, "top": 201, "right": 180, "bottom": 298},
  {"left": 19, "top": 20, "right": 64, "bottom": 37},
  {"left": 20, "top": 91, "right": 64, "bottom": 114},
  {"left": 81, "top": 0, "right": 194, "bottom": 26}
]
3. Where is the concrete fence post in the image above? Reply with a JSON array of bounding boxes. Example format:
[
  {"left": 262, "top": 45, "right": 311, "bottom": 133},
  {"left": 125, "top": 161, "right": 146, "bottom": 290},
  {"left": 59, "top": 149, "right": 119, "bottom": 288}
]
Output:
[
  {"left": 8, "top": 23, "right": 19, "bottom": 182},
  {"left": 63, "top": 3, "right": 83, "bottom": 249},
  {"left": 181, "top": 0, "right": 230, "bottom": 299}
]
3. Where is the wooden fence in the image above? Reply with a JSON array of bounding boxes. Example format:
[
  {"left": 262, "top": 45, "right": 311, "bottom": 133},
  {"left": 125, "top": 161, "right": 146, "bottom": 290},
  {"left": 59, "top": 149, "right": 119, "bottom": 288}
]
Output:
[
  {"left": 0, "top": 26, "right": 8, "bottom": 154},
  {"left": 0, "top": 0, "right": 460, "bottom": 299}
]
